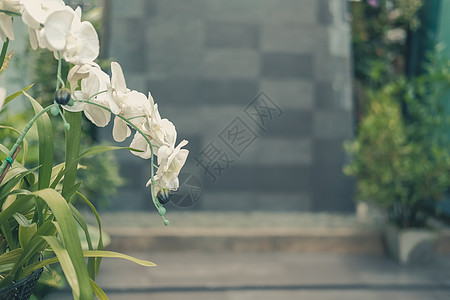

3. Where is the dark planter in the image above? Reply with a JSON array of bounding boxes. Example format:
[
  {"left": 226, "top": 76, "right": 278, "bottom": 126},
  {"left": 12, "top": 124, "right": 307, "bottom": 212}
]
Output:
[{"left": 0, "top": 268, "right": 43, "bottom": 300}]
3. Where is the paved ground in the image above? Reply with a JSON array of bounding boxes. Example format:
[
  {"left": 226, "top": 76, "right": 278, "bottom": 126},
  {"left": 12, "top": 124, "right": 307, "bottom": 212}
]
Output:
[{"left": 46, "top": 252, "right": 450, "bottom": 300}]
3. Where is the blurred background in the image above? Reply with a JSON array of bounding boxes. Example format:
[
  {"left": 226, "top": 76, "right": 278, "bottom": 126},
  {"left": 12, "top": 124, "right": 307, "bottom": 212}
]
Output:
[
  {"left": 101, "top": 0, "right": 355, "bottom": 213},
  {"left": 2, "top": 0, "right": 450, "bottom": 299}
]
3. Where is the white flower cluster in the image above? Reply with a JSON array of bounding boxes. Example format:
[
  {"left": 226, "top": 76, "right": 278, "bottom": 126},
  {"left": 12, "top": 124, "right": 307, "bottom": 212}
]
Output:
[{"left": 0, "top": 0, "right": 189, "bottom": 199}]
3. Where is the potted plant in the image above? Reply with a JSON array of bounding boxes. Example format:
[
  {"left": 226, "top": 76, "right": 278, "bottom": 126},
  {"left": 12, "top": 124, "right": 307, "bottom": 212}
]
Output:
[
  {"left": 344, "top": 57, "right": 450, "bottom": 264},
  {"left": 0, "top": 0, "right": 189, "bottom": 299}
]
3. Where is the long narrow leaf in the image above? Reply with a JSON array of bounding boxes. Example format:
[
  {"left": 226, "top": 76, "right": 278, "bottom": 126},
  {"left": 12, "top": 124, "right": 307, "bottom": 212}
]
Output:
[
  {"left": 14, "top": 221, "right": 56, "bottom": 279},
  {"left": 0, "top": 248, "right": 22, "bottom": 265},
  {"left": 18, "top": 222, "right": 37, "bottom": 248},
  {"left": 0, "top": 166, "right": 39, "bottom": 206},
  {"left": 61, "top": 111, "right": 81, "bottom": 201},
  {"left": 69, "top": 202, "right": 95, "bottom": 279},
  {"left": 42, "top": 236, "right": 80, "bottom": 300},
  {"left": 50, "top": 145, "right": 138, "bottom": 190},
  {"left": 0, "top": 143, "right": 9, "bottom": 155},
  {"left": 4, "top": 83, "right": 34, "bottom": 106},
  {"left": 0, "top": 39, "right": 8, "bottom": 72},
  {"left": 0, "top": 223, "right": 14, "bottom": 250},
  {"left": 24, "top": 92, "right": 54, "bottom": 189},
  {"left": 79, "top": 145, "right": 143, "bottom": 159},
  {"left": 82, "top": 251, "right": 156, "bottom": 267},
  {"left": 22, "top": 249, "right": 156, "bottom": 279},
  {"left": 0, "top": 193, "right": 34, "bottom": 226},
  {"left": 0, "top": 125, "right": 28, "bottom": 164},
  {"left": 7, "top": 220, "right": 56, "bottom": 284},
  {"left": 90, "top": 278, "right": 108, "bottom": 300},
  {"left": 76, "top": 191, "right": 104, "bottom": 274},
  {"left": 12, "top": 212, "right": 31, "bottom": 226},
  {"left": 33, "top": 189, "right": 94, "bottom": 299}
]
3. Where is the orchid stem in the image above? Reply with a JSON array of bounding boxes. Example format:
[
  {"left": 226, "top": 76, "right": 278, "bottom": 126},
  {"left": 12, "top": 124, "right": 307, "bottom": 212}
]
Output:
[
  {"left": 56, "top": 54, "right": 65, "bottom": 90},
  {"left": 86, "top": 90, "right": 107, "bottom": 101}
]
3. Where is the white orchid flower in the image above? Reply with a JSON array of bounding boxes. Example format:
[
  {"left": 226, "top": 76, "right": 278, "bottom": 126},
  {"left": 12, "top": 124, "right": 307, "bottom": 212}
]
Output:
[
  {"left": 67, "top": 62, "right": 101, "bottom": 91},
  {"left": 107, "top": 61, "right": 127, "bottom": 115},
  {"left": 144, "top": 92, "right": 177, "bottom": 147},
  {"left": 63, "top": 66, "right": 111, "bottom": 127},
  {"left": 21, "top": 0, "right": 65, "bottom": 49},
  {"left": 112, "top": 90, "right": 148, "bottom": 142},
  {"left": 0, "top": 0, "right": 21, "bottom": 41},
  {"left": 146, "top": 140, "right": 189, "bottom": 195},
  {"left": 22, "top": 0, "right": 65, "bottom": 29},
  {"left": 129, "top": 132, "right": 152, "bottom": 159},
  {"left": 42, "top": 6, "right": 99, "bottom": 64},
  {"left": 0, "top": 13, "right": 14, "bottom": 41},
  {"left": 0, "top": 0, "right": 22, "bottom": 13},
  {"left": 128, "top": 92, "right": 178, "bottom": 159}
]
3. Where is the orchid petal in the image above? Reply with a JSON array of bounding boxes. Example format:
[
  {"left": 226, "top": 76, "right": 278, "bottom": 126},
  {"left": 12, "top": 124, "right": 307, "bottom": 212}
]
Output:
[
  {"left": 130, "top": 133, "right": 152, "bottom": 159},
  {"left": 113, "top": 117, "right": 131, "bottom": 142},
  {"left": 44, "top": 9, "right": 74, "bottom": 51},
  {"left": 74, "top": 21, "right": 99, "bottom": 64},
  {"left": 111, "top": 62, "right": 127, "bottom": 94},
  {"left": 84, "top": 104, "right": 110, "bottom": 127}
]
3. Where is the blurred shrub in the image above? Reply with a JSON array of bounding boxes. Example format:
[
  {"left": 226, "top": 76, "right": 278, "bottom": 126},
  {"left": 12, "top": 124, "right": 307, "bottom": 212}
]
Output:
[
  {"left": 344, "top": 55, "right": 450, "bottom": 228},
  {"left": 351, "top": 0, "right": 423, "bottom": 121}
]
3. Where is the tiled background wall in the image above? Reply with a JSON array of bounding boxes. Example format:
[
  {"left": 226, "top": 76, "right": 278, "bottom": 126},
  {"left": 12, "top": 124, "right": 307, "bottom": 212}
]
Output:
[{"left": 102, "top": 0, "right": 355, "bottom": 212}]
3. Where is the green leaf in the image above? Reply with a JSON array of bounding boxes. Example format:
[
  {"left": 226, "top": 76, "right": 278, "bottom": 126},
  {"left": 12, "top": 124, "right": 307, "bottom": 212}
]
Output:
[
  {"left": 62, "top": 111, "right": 82, "bottom": 201},
  {"left": 0, "top": 263, "right": 14, "bottom": 273},
  {"left": 22, "top": 249, "right": 156, "bottom": 292},
  {"left": 50, "top": 163, "right": 65, "bottom": 186},
  {"left": 0, "top": 223, "right": 14, "bottom": 250},
  {"left": 42, "top": 236, "right": 80, "bottom": 300},
  {"left": 4, "top": 220, "right": 56, "bottom": 287},
  {"left": 82, "top": 250, "right": 156, "bottom": 267},
  {"left": 18, "top": 222, "right": 37, "bottom": 249},
  {"left": 0, "top": 166, "right": 39, "bottom": 207},
  {"left": 33, "top": 189, "right": 94, "bottom": 299},
  {"left": 79, "top": 145, "right": 143, "bottom": 159},
  {"left": 76, "top": 191, "right": 104, "bottom": 275},
  {"left": 0, "top": 248, "right": 22, "bottom": 265},
  {"left": 24, "top": 249, "right": 156, "bottom": 270},
  {"left": 24, "top": 92, "right": 54, "bottom": 190},
  {"left": 0, "top": 192, "right": 35, "bottom": 226},
  {"left": 50, "top": 145, "right": 136, "bottom": 190},
  {"left": 0, "top": 126, "right": 28, "bottom": 165},
  {"left": 0, "top": 38, "right": 8, "bottom": 73},
  {"left": 12, "top": 221, "right": 56, "bottom": 280},
  {"left": 0, "top": 165, "right": 29, "bottom": 186},
  {"left": 0, "top": 143, "right": 9, "bottom": 155},
  {"left": 65, "top": 181, "right": 81, "bottom": 204},
  {"left": 4, "top": 83, "right": 35, "bottom": 106},
  {"left": 90, "top": 278, "right": 108, "bottom": 300},
  {"left": 69, "top": 202, "right": 95, "bottom": 279},
  {"left": 12, "top": 212, "right": 31, "bottom": 227}
]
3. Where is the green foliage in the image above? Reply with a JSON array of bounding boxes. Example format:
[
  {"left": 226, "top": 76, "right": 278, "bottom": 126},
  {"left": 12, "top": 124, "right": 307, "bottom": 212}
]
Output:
[
  {"left": 351, "top": 0, "right": 424, "bottom": 120},
  {"left": 344, "top": 56, "right": 450, "bottom": 228},
  {"left": 78, "top": 151, "right": 124, "bottom": 209}
]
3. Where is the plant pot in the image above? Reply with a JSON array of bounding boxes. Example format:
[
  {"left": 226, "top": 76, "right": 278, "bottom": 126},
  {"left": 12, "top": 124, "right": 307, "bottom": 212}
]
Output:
[
  {"left": 0, "top": 268, "right": 43, "bottom": 300},
  {"left": 384, "top": 224, "right": 438, "bottom": 264}
]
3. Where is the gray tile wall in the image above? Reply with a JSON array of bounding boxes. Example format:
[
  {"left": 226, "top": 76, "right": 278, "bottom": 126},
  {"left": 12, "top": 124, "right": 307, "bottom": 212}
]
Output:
[{"left": 102, "top": 0, "right": 355, "bottom": 212}]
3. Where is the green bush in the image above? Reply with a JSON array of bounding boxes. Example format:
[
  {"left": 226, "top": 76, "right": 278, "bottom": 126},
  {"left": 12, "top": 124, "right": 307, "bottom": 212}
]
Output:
[{"left": 344, "top": 59, "right": 450, "bottom": 228}]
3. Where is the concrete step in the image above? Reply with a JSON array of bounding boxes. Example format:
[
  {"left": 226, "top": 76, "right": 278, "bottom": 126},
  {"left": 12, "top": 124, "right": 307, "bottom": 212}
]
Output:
[
  {"left": 83, "top": 211, "right": 450, "bottom": 254},
  {"left": 103, "top": 227, "right": 450, "bottom": 254}
]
